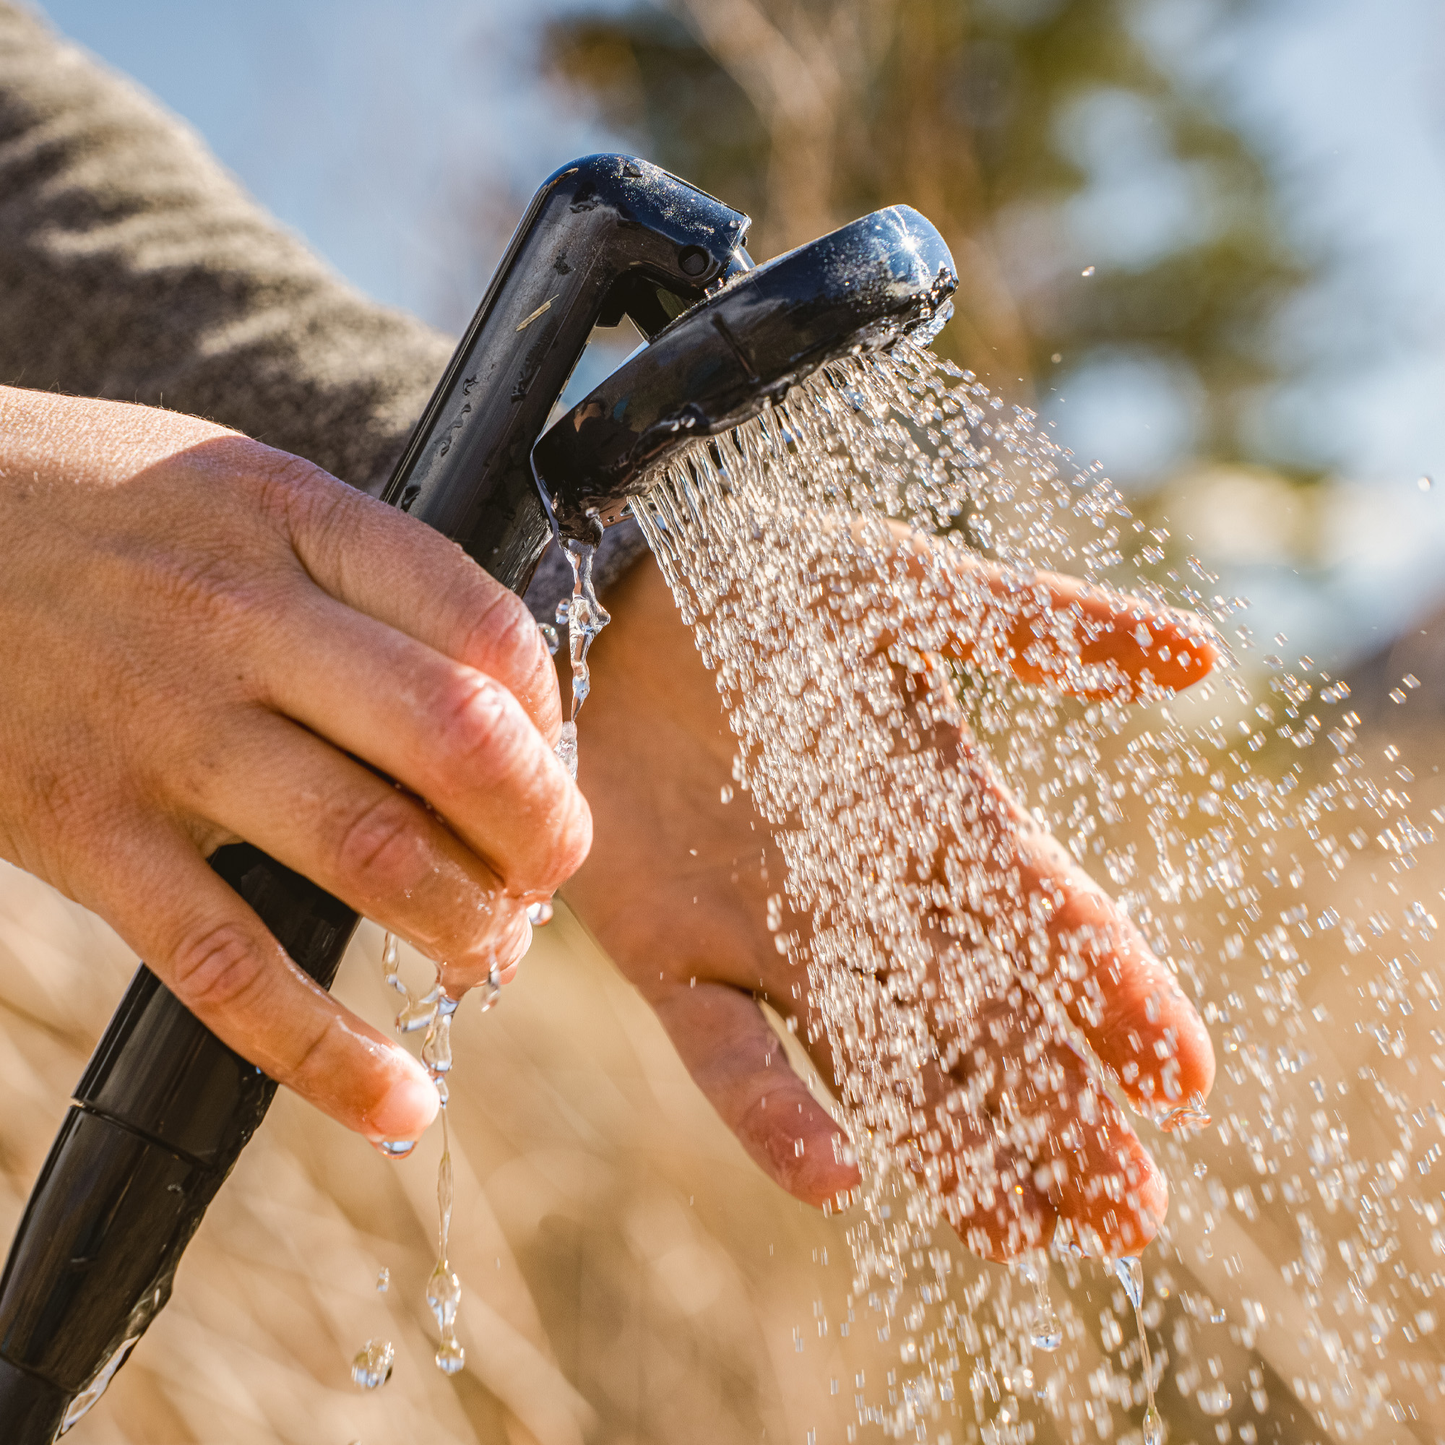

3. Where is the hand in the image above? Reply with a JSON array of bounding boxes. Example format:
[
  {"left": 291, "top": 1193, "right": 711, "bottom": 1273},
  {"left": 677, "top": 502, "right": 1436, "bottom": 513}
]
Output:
[
  {"left": 566, "top": 548, "right": 1215, "bottom": 1260},
  {"left": 0, "top": 387, "right": 589, "bottom": 1145}
]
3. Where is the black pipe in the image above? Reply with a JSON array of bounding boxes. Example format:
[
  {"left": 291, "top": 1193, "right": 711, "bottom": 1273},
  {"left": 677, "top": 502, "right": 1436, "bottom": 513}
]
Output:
[{"left": 0, "top": 154, "right": 750, "bottom": 1439}]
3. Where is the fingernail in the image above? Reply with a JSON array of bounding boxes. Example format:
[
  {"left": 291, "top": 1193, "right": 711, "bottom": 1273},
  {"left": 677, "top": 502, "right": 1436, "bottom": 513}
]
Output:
[{"left": 367, "top": 1071, "right": 439, "bottom": 1144}]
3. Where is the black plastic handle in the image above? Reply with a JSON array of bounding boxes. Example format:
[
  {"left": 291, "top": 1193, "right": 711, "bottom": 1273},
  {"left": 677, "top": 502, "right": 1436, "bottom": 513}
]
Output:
[
  {"left": 383, "top": 153, "right": 750, "bottom": 587},
  {"left": 0, "top": 154, "right": 750, "bottom": 1439}
]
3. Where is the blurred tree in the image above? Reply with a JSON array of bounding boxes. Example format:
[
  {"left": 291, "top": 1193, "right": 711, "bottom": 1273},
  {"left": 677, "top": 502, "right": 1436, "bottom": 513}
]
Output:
[{"left": 541, "top": 0, "right": 1317, "bottom": 478}]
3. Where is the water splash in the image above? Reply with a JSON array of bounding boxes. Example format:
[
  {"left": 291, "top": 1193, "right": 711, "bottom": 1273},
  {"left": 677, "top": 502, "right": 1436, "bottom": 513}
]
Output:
[
  {"left": 622, "top": 342, "right": 1442, "bottom": 1438},
  {"left": 556, "top": 533, "right": 611, "bottom": 780},
  {"left": 350, "top": 1338, "right": 394, "bottom": 1390}
]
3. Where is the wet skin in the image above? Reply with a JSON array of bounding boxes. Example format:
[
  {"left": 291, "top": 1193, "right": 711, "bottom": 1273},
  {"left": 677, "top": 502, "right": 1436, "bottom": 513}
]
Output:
[
  {"left": 0, "top": 388, "right": 589, "bottom": 1147},
  {"left": 0, "top": 385, "right": 1214, "bottom": 1257}
]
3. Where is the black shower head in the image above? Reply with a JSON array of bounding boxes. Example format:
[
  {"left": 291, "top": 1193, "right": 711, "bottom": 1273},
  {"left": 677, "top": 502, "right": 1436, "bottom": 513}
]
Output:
[{"left": 532, "top": 204, "right": 957, "bottom": 543}]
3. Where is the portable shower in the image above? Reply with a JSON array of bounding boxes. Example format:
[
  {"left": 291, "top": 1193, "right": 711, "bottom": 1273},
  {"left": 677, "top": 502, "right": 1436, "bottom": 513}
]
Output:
[{"left": 0, "top": 155, "right": 956, "bottom": 1438}]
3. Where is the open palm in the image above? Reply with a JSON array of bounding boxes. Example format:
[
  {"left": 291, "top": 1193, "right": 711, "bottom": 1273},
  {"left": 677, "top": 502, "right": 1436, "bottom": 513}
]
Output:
[{"left": 565, "top": 546, "right": 1216, "bottom": 1261}]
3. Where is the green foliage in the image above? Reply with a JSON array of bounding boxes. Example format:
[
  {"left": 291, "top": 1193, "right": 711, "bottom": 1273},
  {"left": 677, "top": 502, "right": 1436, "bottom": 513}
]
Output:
[{"left": 543, "top": 0, "right": 1317, "bottom": 477}]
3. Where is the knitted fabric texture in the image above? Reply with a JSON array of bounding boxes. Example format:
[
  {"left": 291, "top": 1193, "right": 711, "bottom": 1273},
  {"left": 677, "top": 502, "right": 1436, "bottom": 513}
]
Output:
[{"left": 0, "top": 0, "right": 644, "bottom": 617}]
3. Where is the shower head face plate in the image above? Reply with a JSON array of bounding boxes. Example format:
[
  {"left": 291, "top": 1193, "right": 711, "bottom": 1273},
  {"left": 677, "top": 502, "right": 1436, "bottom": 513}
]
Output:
[{"left": 533, "top": 204, "right": 957, "bottom": 541}]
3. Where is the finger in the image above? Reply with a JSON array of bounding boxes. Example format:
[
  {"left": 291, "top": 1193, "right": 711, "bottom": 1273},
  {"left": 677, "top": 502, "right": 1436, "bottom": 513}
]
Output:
[
  {"left": 1030, "top": 1058, "right": 1168, "bottom": 1259},
  {"left": 946, "top": 742, "right": 1216, "bottom": 1115},
  {"left": 182, "top": 708, "right": 533, "bottom": 989},
  {"left": 261, "top": 588, "right": 590, "bottom": 900},
  {"left": 953, "top": 564, "right": 1217, "bottom": 697},
  {"left": 1015, "top": 825, "right": 1217, "bottom": 1116},
  {"left": 917, "top": 1000, "right": 1166, "bottom": 1260},
  {"left": 876, "top": 526, "right": 1219, "bottom": 697},
  {"left": 650, "top": 982, "right": 860, "bottom": 1209},
  {"left": 935, "top": 1079, "right": 1165, "bottom": 1262},
  {"left": 263, "top": 456, "right": 562, "bottom": 741},
  {"left": 942, "top": 1144, "right": 1054, "bottom": 1263},
  {"left": 966, "top": 990, "right": 1166, "bottom": 1255},
  {"left": 89, "top": 816, "right": 440, "bottom": 1142}
]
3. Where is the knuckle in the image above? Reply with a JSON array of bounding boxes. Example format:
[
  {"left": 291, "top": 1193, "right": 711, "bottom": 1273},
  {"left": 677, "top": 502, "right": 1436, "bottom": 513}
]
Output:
[
  {"left": 251, "top": 447, "right": 342, "bottom": 518},
  {"left": 254, "top": 449, "right": 361, "bottom": 558},
  {"left": 332, "top": 793, "right": 431, "bottom": 899},
  {"left": 458, "top": 587, "right": 545, "bottom": 682},
  {"left": 277, "top": 1012, "right": 339, "bottom": 1093},
  {"left": 169, "top": 920, "right": 267, "bottom": 1012},
  {"left": 433, "top": 675, "right": 528, "bottom": 784}
]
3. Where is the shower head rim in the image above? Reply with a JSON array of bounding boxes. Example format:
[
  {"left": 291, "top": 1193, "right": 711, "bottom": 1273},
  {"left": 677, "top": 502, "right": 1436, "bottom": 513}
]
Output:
[{"left": 532, "top": 203, "right": 957, "bottom": 541}]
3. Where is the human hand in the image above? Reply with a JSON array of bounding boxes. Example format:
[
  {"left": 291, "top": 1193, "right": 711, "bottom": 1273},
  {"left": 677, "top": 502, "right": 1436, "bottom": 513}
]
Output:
[
  {"left": 0, "top": 387, "right": 589, "bottom": 1146},
  {"left": 565, "top": 549, "right": 1215, "bottom": 1260}
]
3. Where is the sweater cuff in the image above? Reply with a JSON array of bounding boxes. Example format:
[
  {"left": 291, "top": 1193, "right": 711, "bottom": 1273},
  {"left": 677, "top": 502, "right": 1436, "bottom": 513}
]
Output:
[{"left": 522, "top": 517, "right": 651, "bottom": 626}]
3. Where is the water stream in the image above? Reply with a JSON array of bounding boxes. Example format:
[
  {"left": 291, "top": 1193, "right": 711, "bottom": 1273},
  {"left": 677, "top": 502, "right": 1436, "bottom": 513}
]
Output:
[
  {"left": 625, "top": 343, "right": 1444, "bottom": 1442},
  {"left": 347, "top": 344, "right": 1436, "bottom": 1437},
  {"left": 352, "top": 541, "right": 610, "bottom": 1392},
  {"left": 556, "top": 534, "right": 611, "bottom": 781}
]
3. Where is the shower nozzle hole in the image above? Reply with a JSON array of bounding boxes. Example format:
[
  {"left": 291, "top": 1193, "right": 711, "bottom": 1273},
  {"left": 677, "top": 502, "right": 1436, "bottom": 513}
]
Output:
[{"left": 678, "top": 246, "right": 710, "bottom": 277}]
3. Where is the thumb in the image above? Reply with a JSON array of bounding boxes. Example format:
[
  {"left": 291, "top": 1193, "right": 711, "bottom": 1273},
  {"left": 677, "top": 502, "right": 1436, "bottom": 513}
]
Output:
[{"left": 651, "top": 982, "right": 860, "bottom": 1208}]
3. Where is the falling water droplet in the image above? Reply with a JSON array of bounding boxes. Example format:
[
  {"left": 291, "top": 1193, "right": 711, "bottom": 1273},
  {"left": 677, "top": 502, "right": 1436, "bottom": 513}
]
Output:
[
  {"left": 351, "top": 1339, "right": 394, "bottom": 1390},
  {"left": 1081, "top": 265, "right": 1096, "bottom": 277},
  {"left": 1018, "top": 1253, "right": 1063, "bottom": 1351},
  {"left": 1143, "top": 1402, "right": 1164, "bottom": 1445},
  {"left": 1113, "top": 1255, "right": 1143, "bottom": 1310},
  {"left": 1419, "top": 474, "right": 1433, "bottom": 491},
  {"left": 426, "top": 1262, "right": 460, "bottom": 1323},
  {"left": 475, "top": 965, "right": 502, "bottom": 1013},
  {"left": 376, "top": 1267, "right": 389, "bottom": 1292},
  {"left": 1030, "top": 1313, "right": 1063, "bottom": 1352},
  {"left": 1197, "top": 1382, "right": 1233, "bottom": 1415}
]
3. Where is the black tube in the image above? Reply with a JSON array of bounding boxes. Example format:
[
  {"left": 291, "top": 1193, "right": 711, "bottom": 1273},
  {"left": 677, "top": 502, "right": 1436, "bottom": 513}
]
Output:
[{"left": 0, "top": 154, "right": 751, "bottom": 1439}]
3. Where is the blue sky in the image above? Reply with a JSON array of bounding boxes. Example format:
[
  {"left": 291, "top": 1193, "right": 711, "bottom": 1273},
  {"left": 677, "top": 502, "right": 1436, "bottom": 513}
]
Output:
[{"left": 33, "top": 0, "right": 1445, "bottom": 668}]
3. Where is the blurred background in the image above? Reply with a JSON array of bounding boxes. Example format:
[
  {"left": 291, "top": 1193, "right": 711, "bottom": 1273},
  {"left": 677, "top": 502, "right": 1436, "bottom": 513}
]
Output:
[{"left": 9, "top": 0, "right": 1445, "bottom": 1441}]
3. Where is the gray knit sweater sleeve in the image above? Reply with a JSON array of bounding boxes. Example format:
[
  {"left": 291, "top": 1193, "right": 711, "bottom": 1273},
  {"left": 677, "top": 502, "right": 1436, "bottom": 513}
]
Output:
[{"left": 0, "top": 0, "right": 645, "bottom": 618}]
